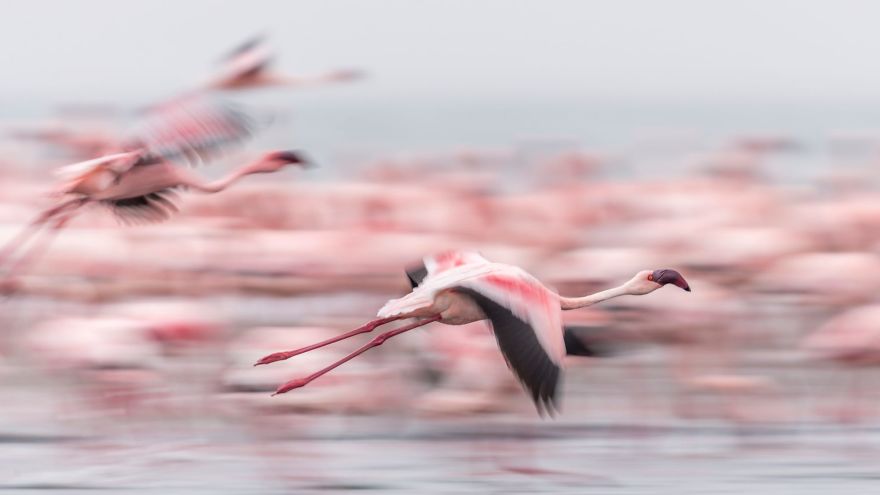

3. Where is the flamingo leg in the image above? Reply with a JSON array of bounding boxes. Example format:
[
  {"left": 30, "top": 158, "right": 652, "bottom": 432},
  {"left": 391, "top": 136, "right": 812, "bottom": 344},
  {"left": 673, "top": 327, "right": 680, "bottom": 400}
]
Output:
[
  {"left": 271, "top": 315, "right": 442, "bottom": 396},
  {"left": 0, "top": 197, "right": 87, "bottom": 267},
  {"left": 0, "top": 210, "right": 80, "bottom": 292},
  {"left": 254, "top": 316, "right": 401, "bottom": 366},
  {"left": 11, "top": 214, "right": 74, "bottom": 271}
]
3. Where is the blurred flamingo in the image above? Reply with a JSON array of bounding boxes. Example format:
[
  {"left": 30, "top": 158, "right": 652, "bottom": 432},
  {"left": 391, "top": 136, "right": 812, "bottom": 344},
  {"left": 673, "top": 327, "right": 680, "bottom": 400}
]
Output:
[
  {"left": 0, "top": 95, "right": 308, "bottom": 278},
  {"left": 203, "top": 35, "right": 363, "bottom": 92},
  {"left": 0, "top": 149, "right": 309, "bottom": 285},
  {"left": 256, "top": 250, "right": 690, "bottom": 413},
  {"left": 803, "top": 305, "right": 880, "bottom": 422}
]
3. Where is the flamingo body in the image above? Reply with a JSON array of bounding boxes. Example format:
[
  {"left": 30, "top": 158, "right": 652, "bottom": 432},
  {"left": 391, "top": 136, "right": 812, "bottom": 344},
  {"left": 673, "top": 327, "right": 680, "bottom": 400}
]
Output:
[{"left": 258, "top": 250, "right": 690, "bottom": 414}]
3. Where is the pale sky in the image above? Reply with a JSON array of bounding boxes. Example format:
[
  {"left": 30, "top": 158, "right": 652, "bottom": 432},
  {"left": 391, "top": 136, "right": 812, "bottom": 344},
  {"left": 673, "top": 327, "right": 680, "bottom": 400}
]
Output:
[{"left": 2, "top": 0, "right": 880, "bottom": 104}]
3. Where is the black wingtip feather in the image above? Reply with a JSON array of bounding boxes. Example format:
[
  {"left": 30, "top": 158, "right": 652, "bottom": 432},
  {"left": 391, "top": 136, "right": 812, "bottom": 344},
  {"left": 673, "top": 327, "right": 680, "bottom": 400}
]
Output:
[
  {"left": 405, "top": 262, "right": 429, "bottom": 289},
  {"left": 563, "top": 326, "right": 622, "bottom": 358},
  {"left": 104, "top": 190, "right": 181, "bottom": 225},
  {"left": 455, "top": 287, "right": 562, "bottom": 416}
]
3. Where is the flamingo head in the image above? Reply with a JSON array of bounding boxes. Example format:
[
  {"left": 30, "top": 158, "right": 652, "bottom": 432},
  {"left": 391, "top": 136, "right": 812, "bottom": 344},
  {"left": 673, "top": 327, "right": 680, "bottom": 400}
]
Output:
[
  {"left": 254, "top": 150, "right": 314, "bottom": 173},
  {"left": 625, "top": 269, "right": 691, "bottom": 295}
]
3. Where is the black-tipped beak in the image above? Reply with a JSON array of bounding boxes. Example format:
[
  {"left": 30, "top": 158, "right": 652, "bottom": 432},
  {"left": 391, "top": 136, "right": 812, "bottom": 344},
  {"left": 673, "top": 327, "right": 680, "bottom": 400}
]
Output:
[
  {"left": 274, "top": 150, "right": 315, "bottom": 168},
  {"left": 652, "top": 269, "right": 691, "bottom": 292}
]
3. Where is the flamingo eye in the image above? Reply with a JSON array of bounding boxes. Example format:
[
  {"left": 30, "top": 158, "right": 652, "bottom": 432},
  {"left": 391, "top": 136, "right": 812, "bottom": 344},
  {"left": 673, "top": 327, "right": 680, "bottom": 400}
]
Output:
[{"left": 647, "top": 273, "right": 654, "bottom": 282}]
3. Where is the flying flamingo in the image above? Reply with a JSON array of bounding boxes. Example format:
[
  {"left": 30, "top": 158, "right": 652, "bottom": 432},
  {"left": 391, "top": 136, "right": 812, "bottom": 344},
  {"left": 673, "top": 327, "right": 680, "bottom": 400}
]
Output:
[
  {"left": 0, "top": 150, "right": 308, "bottom": 281},
  {"left": 0, "top": 98, "right": 311, "bottom": 284},
  {"left": 203, "top": 35, "right": 363, "bottom": 92},
  {"left": 256, "top": 250, "right": 690, "bottom": 413}
]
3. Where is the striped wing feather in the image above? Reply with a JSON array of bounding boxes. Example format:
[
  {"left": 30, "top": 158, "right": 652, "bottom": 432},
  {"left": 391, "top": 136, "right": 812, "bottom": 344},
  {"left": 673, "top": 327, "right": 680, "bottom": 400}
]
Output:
[
  {"left": 103, "top": 189, "right": 180, "bottom": 225},
  {"left": 128, "top": 97, "right": 256, "bottom": 166}
]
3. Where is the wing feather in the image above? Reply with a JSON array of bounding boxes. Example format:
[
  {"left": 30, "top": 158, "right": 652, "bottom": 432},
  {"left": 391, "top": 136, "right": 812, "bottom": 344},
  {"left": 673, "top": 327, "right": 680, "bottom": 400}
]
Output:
[
  {"left": 127, "top": 97, "right": 256, "bottom": 167},
  {"left": 456, "top": 286, "right": 562, "bottom": 414},
  {"left": 54, "top": 151, "right": 143, "bottom": 182},
  {"left": 457, "top": 268, "right": 565, "bottom": 364},
  {"left": 405, "top": 261, "right": 429, "bottom": 289},
  {"left": 423, "top": 250, "right": 490, "bottom": 276},
  {"left": 103, "top": 189, "right": 181, "bottom": 225},
  {"left": 217, "top": 35, "right": 274, "bottom": 80}
]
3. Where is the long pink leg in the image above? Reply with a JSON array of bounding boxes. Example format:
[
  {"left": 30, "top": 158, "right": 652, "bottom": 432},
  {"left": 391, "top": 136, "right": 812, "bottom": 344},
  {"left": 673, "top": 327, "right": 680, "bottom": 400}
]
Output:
[
  {"left": 0, "top": 198, "right": 86, "bottom": 267},
  {"left": 271, "top": 315, "right": 442, "bottom": 395},
  {"left": 0, "top": 211, "right": 80, "bottom": 294},
  {"left": 5, "top": 214, "right": 74, "bottom": 277},
  {"left": 254, "top": 316, "right": 401, "bottom": 366}
]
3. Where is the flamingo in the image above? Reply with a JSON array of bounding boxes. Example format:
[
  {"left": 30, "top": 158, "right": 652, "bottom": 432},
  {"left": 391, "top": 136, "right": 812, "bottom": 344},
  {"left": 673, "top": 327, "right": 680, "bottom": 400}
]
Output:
[
  {"left": 256, "top": 250, "right": 690, "bottom": 413},
  {"left": 0, "top": 98, "right": 311, "bottom": 284},
  {"left": 802, "top": 305, "right": 880, "bottom": 422},
  {"left": 203, "top": 35, "right": 362, "bottom": 92},
  {"left": 0, "top": 149, "right": 308, "bottom": 282}
]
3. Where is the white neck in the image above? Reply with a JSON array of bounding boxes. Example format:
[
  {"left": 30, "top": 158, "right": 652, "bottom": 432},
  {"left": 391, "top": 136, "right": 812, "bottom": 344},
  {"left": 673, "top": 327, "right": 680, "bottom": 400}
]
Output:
[
  {"left": 560, "top": 285, "right": 630, "bottom": 310},
  {"left": 174, "top": 160, "right": 263, "bottom": 194}
]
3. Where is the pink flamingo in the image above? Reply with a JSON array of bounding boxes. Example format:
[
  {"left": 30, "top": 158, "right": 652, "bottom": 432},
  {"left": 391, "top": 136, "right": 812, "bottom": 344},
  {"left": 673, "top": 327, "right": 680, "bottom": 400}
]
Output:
[
  {"left": 0, "top": 96, "right": 311, "bottom": 281},
  {"left": 256, "top": 250, "right": 690, "bottom": 413},
  {"left": 0, "top": 149, "right": 308, "bottom": 283},
  {"left": 802, "top": 305, "right": 880, "bottom": 422},
  {"left": 203, "top": 35, "right": 362, "bottom": 92}
]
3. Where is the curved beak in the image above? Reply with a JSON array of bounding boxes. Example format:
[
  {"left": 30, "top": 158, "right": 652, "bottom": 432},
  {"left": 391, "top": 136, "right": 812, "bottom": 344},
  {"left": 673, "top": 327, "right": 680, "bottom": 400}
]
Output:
[
  {"left": 273, "top": 150, "right": 315, "bottom": 168},
  {"left": 653, "top": 269, "right": 691, "bottom": 292}
]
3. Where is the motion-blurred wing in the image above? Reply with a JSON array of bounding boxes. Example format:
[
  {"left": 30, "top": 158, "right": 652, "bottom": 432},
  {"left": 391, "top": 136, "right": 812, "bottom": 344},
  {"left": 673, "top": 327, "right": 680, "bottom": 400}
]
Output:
[
  {"left": 456, "top": 280, "right": 563, "bottom": 414},
  {"left": 220, "top": 34, "right": 267, "bottom": 62},
  {"left": 563, "top": 326, "right": 619, "bottom": 357},
  {"left": 405, "top": 261, "right": 429, "bottom": 289},
  {"left": 103, "top": 189, "right": 180, "bottom": 225},
  {"left": 54, "top": 151, "right": 143, "bottom": 182},
  {"left": 216, "top": 34, "right": 274, "bottom": 81},
  {"left": 423, "top": 250, "right": 490, "bottom": 276},
  {"left": 380, "top": 252, "right": 494, "bottom": 317},
  {"left": 127, "top": 96, "right": 256, "bottom": 166}
]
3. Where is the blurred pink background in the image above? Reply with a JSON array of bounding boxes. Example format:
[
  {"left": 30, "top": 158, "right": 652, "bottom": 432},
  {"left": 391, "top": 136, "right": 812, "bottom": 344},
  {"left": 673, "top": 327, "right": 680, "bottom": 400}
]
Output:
[{"left": 2, "top": 1, "right": 880, "bottom": 492}]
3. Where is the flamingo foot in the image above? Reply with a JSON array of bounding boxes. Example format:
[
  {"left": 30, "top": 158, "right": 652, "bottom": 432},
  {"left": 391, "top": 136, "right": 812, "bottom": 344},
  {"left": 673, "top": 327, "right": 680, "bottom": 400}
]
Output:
[
  {"left": 272, "top": 378, "right": 309, "bottom": 396},
  {"left": 253, "top": 316, "right": 400, "bottom": 366},
  {"left": 254, "top": 351, "right": 295, "bottom": 366}
]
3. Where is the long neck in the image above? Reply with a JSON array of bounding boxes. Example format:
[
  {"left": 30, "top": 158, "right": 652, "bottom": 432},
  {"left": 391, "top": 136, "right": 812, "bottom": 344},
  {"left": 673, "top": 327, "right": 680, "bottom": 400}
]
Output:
[
  {"left": 177, "top": 162, "right": 262, "bottom": 193},
  {"left": 560, "top": 285, "right": 630, "bottom": 310}
]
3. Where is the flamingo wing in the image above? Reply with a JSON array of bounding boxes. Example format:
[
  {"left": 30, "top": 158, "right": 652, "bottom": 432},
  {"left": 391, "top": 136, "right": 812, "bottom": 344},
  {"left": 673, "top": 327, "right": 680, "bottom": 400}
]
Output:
[
  {"left": 220, "top": 34, "right": 267, "bottom": 63},
  {"left": 405, "top": 261, "right": 429, "bottom": 289},
  {"left": 54, "top": 151, "right": 143, "bottom": 182},
  {"left": 216, "top": 35, "right": 274, "bottom": 81},
  {"left": 127, "top": 96, "right": 256, "bottom": 167},
  {"left": 453, "top": 270, "right": 565, "bottom": 414},
  {"left": 382, "top": 252, "right": 494, "bottom": 316},
  {"left": 563, "top": 326, "right": 618, "bottom": 357},
  {"left": 103, "top": 189, "right": 180, "bottom": 225},
  {"left": 456, "top": 287, "right": 561, "bottom": 414},
  {"left": 423, "top": 250, "right": 490, "bottom": 275}
]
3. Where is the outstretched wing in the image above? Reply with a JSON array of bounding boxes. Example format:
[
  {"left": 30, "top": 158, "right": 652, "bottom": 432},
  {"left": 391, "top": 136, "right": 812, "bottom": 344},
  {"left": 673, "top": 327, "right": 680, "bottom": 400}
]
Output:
[
  {"left": 563, "top": 325, "right": 619, "bottom": 357},
  {"left": 102, "top": 189, "right": 180, "bottom": 225},
  {"left": 216, "top": 34, "right": 274, "bottom": 81},
  {"left": 405, "top": 261, "right": 429, "bottom": 289},
  {"left": 423, "top": 250, "right": 490, "bottom": 276},
  {"left": 127, "top": 96, "right": 257, "bottom": 167},
  {"left": 456, "top": 287, "right": 562, "bottom": 414},
  {"left": 220, "top": 34, "right": 267, "bottom": 63},
  {"left": 454, "top": 270, "right": 565, "bottom": 415},
  {"left": 53, "top": 150, "right": 143, "bottom": 183},
  {"left": 382, "top": 251, "right": 493, "bottom": 316}
]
